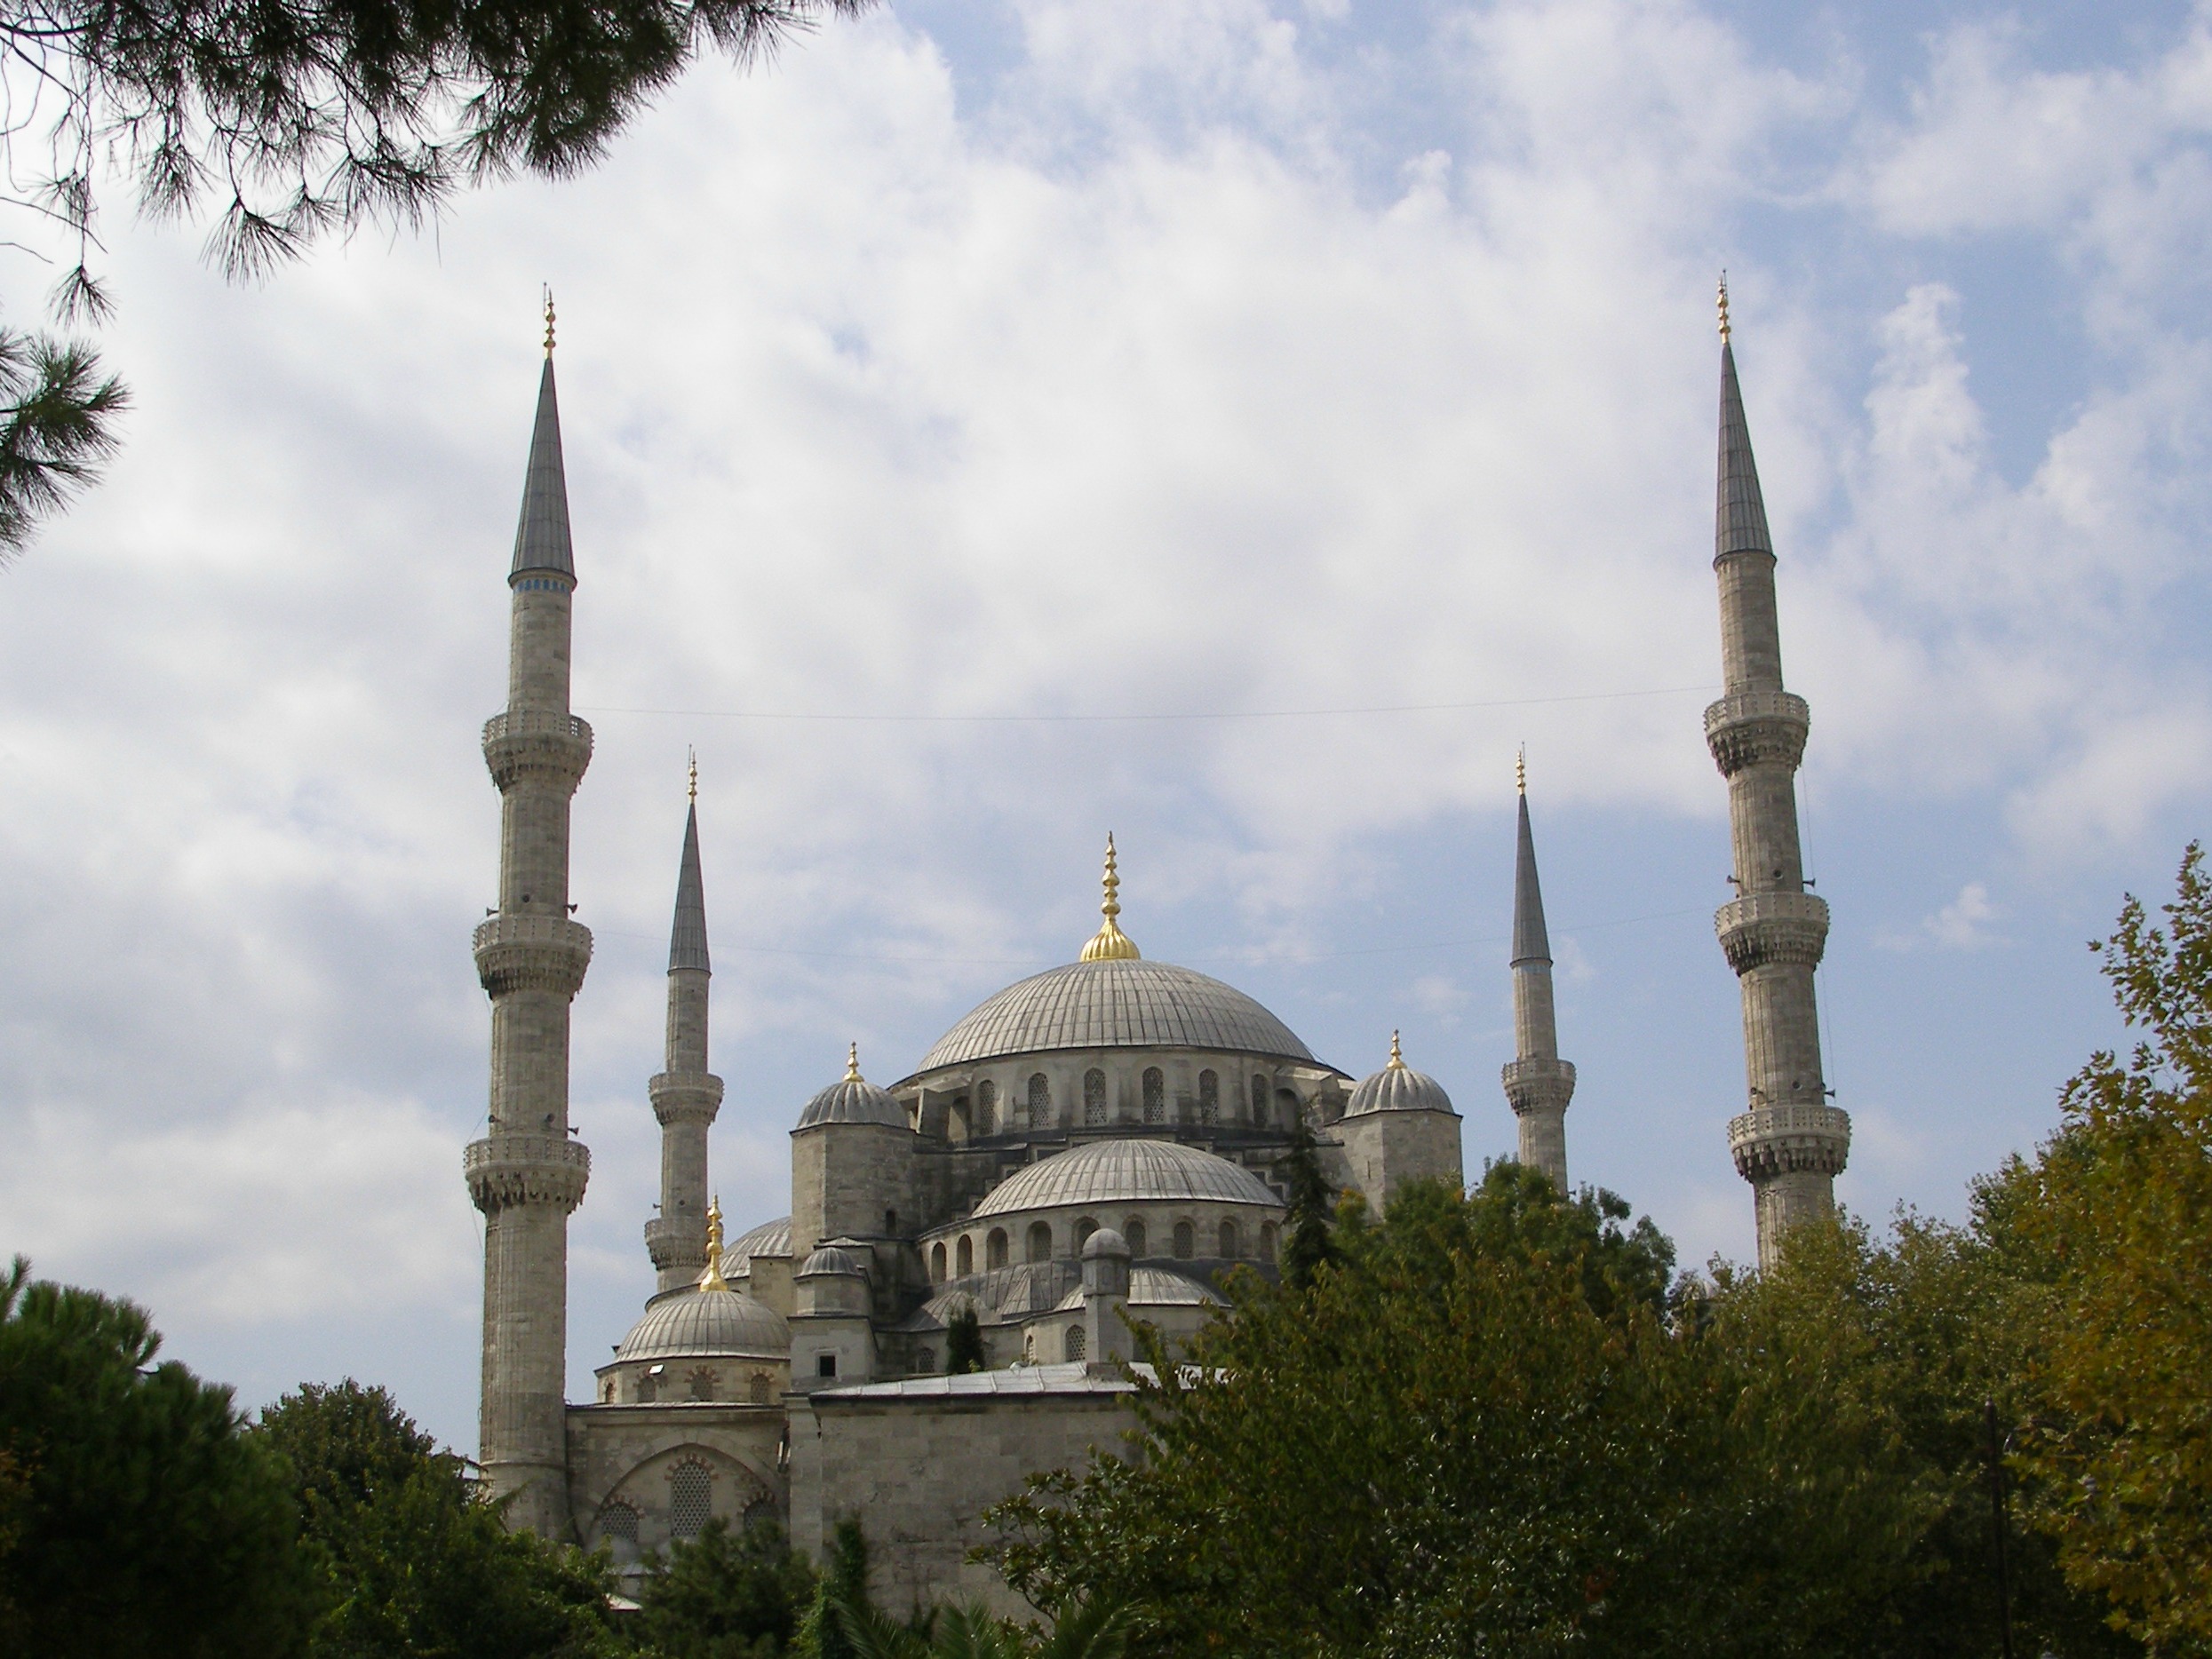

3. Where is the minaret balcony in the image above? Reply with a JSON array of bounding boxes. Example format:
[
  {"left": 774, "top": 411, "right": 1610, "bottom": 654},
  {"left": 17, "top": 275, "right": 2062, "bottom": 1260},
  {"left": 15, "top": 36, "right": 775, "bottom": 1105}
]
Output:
[
  {"left": 649, "top": 1071, "right": 726, "bottom": 1125},
  {"left": 465, "top": 1133, "right": 590, "bottom": 1214},
  {"left": 1715, "top": 891, "right": 1828, "bottom": 972},
  {"left": 1704, "top": 689, "right": 1809, "bottom": 776},
  {"left": 482, "top": 710, "right": 593, "bottom": 792},
  {"left": 643, "top": 1215, "right": 708, "bottom": 1275},
  {"left": 1726, "top": 1104, "right": 1850, "bottom": 1181},
  {"left": 1500, "top": 1057, "right": 1576, "bottom": 1115},
  {"left": 473, "top": 915, "right": 593, "bottom": 997}
]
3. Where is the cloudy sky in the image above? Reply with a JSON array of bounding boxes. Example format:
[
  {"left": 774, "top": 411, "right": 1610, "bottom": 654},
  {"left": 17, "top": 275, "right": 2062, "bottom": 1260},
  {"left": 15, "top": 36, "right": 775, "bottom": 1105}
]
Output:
[{"left": 4, "top": 0, "right": 2208, "bottom": 1452}]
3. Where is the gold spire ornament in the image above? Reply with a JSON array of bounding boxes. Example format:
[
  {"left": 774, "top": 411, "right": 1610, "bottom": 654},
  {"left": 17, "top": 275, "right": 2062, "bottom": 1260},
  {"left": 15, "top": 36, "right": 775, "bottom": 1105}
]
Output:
[
  {"left": 1388, "top": 1029, "right": 1407, "bottom": 1071},
  {"left": 844, "top": 1043, "right": 862, "bottom": 1084},
  {"left": 543, "top": 287, "right": 556, "bottom": 356},
  {"left": 1079, "top": 833, "right": 1142, "bottom": 962},
  {"left": 1716, "top": 272, "right": 1731, "bottom": 344},
  {"left": 1516, "top": 745, "right": 1527, "bottom": 797},
  {"left": 696, "top": 1196, "right": 730, "bottom": 1291},
  {"left": 688, "top": 747, "right": 697, "bottom": 804}
]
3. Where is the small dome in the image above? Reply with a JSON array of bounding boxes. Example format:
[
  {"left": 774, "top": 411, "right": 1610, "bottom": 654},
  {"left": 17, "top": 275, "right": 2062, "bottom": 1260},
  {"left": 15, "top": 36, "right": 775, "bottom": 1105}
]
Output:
[
  {"left": 799, "top": 1244, "right": 868, "bottom": 1279},
  {"left": 974, "top": 1138, "right": 1280, "bottom": 1217},
  {"left": 1054, "top": 1266, "right": 1224, "bottom": 1313},
  {"left": 1345, "top": 1032, "right": 1456, "bottom": 1117},
  {"left": 1082, "top": 1226, "right": 1131, "bottom": 1260},
  {"left": 797, "top": 1046, "right": 908, "bottom": 1130},
  {"left": 614, "top": 1289, "right": 789, "bottom": 1362}
]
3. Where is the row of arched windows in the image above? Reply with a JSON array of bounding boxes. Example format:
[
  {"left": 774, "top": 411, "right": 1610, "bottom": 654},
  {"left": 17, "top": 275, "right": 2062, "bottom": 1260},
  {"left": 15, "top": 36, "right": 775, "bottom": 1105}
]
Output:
[
  {"left": 953, "top": 1068, "right": 1293, "bottom": 1135},
  {"left": 927, "top": 1216, "right": 1279, "bottom": 1282}
]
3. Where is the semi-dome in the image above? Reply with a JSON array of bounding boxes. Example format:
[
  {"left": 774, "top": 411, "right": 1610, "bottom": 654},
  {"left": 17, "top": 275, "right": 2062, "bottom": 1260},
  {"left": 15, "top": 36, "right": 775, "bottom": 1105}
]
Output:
[
  {"left": 721, "top": 1215, "right": 791, "bottom": 1274},
  {"left": 914, "top": 959, "right": 1317, "bottom": 1074},
  {"left": 1345, "top": 1032, "right": 1456, "bottom": 1117},
  {"left": 614, "top": 1288, "right": 789, "bottom": 1362},
  {"left": 797, "top": 1046, "right": 909, "bottom": 1130},
  {"left": 973, "top": 1138, "right": 1280, "bottom": 1218}
]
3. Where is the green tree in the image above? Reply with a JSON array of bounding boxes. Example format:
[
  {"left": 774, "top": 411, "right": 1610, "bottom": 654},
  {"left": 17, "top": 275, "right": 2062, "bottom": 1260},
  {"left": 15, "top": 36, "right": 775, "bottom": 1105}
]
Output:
[
  {"left": 0, "top": 0, "right": 870, "bottom": 553},
  {"left": 0, "top": 1257, "right": 310, "bottom": 1657},
  {"left": 1277, "top": 1113, "right": 1337, "bottom": 1290},
  {"left": 257, "top": 1377, "right": 620, "bottom": 1658},
  {"left": 2010, "top": 844, "right": 2212, "bottom": 1651},
  {"left": 634, "top": 1516, "right": 816, "bottom": 1658},
  {"left": 944, "top": 1306, "right": 985, "bottom": 1377},
  {"left": 798, "top": 1516, "right": 873, "bottom": 1659}
]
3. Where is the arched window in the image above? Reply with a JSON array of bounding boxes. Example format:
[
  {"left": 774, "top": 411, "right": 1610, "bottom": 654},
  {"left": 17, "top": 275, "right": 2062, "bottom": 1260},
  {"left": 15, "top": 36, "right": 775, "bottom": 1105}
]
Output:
[
  {"left": 688, "top": 1367, "right": 717, "bottom": 1401},
  {"left": 1277, "top": 1088, "right": 1299, "bottom": 1126},
  {"left": 597, "top": 1501, "right": 640, "bottom": 1544},
  {"left": 957, "top": 1235, "right": 974, "bottom": 1276},
  {"left": 987, "top": 1228, "right": 1008, "bottom": 1270},
  {"left": 1124, "top": 1218, "right": 1147, "bottom": 1258},
  {"left": 1084, "top": 1068, "right": 1107, "bottom": 1125},
  {"left": 1260, "top": 1221, "right": 1278, "bottom": 1261},
  {"left": 930, "top": 1242, "right": 947, "bottom": 1282},
  {"left": 742, "top": 1493, "right": 777, "bottom": 1531},
  {"left": 1075, "top": 1218, "right": 1098, "bottom": 1251},
  {"left": 636, "top": 1370, "right": 659, "bottom": 1403},
  {"left": 748, "top": 1372, "right": 772, "bottom": 1404},
  {"left": 1218, "top": 1219, "right": 1239, "bottom": 1258},
  {"left": 1142, "top": 1068, "right": 1166, "bottom": 1124},
  {"left": 917, "top": 1347, "right": 936, "bottom": 1373},
  {"left": 1251, "top": 1074, "right": 1269, "bottom": 1124},
  {"left": 885, "top": 1207, "right": 898, "bottom": 1234},
  {"left": 1027, "top": 1221, "right": 1053, "bottom": 1264},
  {"left": 978, "top": 1079, "right": 997, "bottom": 1132},
  {"left": 1027, "top": 1073, "right": 1051, "bottom": 1128},
  {"left": 1065, "top": 1324, "right": 1086, "bottom": 1362},
  {"left": 601, "top": 1379, "right": 615, "bottom": 1403},
  {"left": 1199, "top": 1070, "right": 1219, "bottom": 1123},
  {"left": 1173, "top": 1220, "right": 1195, "bottom": 1259},
  {"left": 668, "top": 1460, "right": 713, "bottom": 1539}
]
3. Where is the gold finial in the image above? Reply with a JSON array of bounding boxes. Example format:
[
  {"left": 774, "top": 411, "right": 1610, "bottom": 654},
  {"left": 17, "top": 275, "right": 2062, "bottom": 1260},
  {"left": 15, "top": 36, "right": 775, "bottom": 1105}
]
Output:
[
  {"left": 543, "top": 286, "right": 556, "bottom": 356},
  {"left": 1516, "top": 746, "right": 1526, "bottom": 797},
  {"left": 688, "top": 747, "right": 697, "bottom": 805},
  {"left": 696, "top": 1196, "right": 730, "bottom": 1291},
  {"left": 844, "top": 1043, "right": 862, "bottom": 1084},
  {"left": 1716, "top": 271, "right": 1731, "bottom": 344},
  {"left": 1079, "top": 832, "right": 1142, "bottom": 962},
  {"left": 1388, "top": 1029, "right": 1406, "bottom": 1071}
]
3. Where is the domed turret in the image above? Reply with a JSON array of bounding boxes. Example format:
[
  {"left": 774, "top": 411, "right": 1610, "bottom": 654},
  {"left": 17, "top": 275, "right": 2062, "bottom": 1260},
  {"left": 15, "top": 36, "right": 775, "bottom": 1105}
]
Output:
[
  {"left": 1345, "top": 1031, "right": 1455, "bottom": 1116},
  {"left": 796, "top": 1044, "right": 908, "bottom": 1129}
]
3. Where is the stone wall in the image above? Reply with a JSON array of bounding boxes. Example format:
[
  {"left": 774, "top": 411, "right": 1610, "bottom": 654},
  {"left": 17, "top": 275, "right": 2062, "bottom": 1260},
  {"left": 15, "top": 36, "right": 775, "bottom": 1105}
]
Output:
[{"left": 787, "top": 1368, "right": 1140, "bottom": 1618}]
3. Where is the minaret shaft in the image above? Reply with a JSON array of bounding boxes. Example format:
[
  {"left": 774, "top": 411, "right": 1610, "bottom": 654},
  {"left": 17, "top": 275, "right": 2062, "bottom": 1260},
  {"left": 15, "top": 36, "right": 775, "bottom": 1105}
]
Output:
[
  {"left": 1707, "top": 328, "right": 1849, "bottom": 1268},
  {"left": 465, "top": 352, "right": 592, "bottom": 1537},
  {"left": 1502, "top": 786, "right": 1573, "bottom": 1191},
  {"left": 647, "top": 800, "right": 723, "bottom": 1296}
]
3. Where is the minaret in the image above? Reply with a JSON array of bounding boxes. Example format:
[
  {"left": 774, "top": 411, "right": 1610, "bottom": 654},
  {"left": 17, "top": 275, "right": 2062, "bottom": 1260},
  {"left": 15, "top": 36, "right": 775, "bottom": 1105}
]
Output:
[
  {"left": 1500, "top": 751, "right": 1574, "bottom": 1191},
  {"left": 464, "top": 296, "right": 593, "bottom": 1536},
  {"left": 644, "top": 756, "right": 725, "bottom": 1297},
  {"left": 1704, "top": 278, "right": 1850, "bottom": 1268}
]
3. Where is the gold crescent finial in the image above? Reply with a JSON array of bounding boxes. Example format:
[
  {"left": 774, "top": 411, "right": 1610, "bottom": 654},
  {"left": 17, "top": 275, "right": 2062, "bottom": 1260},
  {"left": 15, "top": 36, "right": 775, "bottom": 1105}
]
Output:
[
  {"left": 688, "top": 747, "right": 697, "bottom": 805},
  {"left": 1388, "top": 1029, "right": 1406, "bottom": 1070},
  {"left": 543, "top": 286, "right": 556, "bottom": 356},
  {"left": 1516, "top": 745, "right": 1526, "bottom": 797},
  {"left": 845, "top": 1043, "right": 862, "bottom": 1084},
  {"left": 1079, "top": 832, "right": 1142, "bottom": 961},
  {"left": 696, "top": 1195, "right": 730, "bottom": 1291},
  {"left": 1716, "top": 271, "right": 1731, "bottom": 344}
]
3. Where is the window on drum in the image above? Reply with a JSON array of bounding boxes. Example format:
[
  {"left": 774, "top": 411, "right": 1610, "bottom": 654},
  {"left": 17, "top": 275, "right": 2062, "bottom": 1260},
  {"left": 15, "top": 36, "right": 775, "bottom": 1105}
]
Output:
[
  {"left": 1199, "top": 1069, "right": 1219, "bottom": 1123},
  {"left": 1142, "top": 1068, "right": 1166, "bottom": 1123},
  {"left": 1084, "top": 1068, "right": 1107, "bottom": 1125},
  {"left": 1027, "top": 1073, "right": 1050, "bottom": 1127}
]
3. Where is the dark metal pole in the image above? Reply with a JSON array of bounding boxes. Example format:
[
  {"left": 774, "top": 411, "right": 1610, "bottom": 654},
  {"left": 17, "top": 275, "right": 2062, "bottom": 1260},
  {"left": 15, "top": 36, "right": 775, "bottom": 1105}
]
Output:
[{"left": 1986, "top": 1398, "right": 2016, "bottom": 1659}]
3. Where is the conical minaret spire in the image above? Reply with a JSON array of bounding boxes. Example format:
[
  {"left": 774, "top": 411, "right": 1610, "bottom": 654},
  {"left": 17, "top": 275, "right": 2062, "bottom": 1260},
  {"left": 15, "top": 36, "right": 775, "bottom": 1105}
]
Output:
[
  {"left": 465, "top": 305, "right": 595, "bottom": 1537},
  {"left": 1500, "top": 753, "right": 1574, "bottom": 1190},
  {"left": 645, "top": 758, "right": 726, "bottom": 1296},
  {"left": 1704, "top": 280, "right": 1849, "bottom": 1269}
]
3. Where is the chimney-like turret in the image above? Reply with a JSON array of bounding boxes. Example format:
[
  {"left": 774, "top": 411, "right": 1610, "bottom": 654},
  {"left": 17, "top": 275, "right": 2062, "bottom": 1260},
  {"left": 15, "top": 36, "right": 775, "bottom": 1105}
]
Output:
[
  {"left": 1704, "top": 280, "right": 1850, "bottom": 1268},
  {"left": 465, "top": 303, "right": 594, "bottom": 1536}
]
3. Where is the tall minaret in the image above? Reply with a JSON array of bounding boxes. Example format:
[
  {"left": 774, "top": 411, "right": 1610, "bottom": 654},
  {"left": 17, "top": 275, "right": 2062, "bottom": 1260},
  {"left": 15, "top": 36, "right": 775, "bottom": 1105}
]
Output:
[
  {"left": 1704, "top": 278, "right": 1849, "bottom": 1269},
  {"left": 644, "top": 757, "right": 724, "bottom": 1297},
  {"left": 464, "top": 298, "right": 593, "bottom": 1536},
  {"left": 1500, "top": 751, "right": 1573, "bottom": 1191}
]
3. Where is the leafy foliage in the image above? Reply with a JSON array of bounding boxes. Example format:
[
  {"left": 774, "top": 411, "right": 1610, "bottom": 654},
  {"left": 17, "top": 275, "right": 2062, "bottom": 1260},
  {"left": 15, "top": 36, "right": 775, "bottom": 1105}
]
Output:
[
  {"left": 1277, "top": 1113, "right": 1336, "bottom": 1290},
  {"left": 0, "top": 327, "right": 124, "bottom": 554},
  {"left": 256, "top": 1377, "right": 622, "bottom": 1658},
  {"left": 944, "top": 1306, "right": 985, "bottom": 1377},
  {"left": 635, "top": 1516, "right": 816, "bottom": 1658},
  {"left": 0, "top": 1256, "right": 310, "bottom": 1657}
]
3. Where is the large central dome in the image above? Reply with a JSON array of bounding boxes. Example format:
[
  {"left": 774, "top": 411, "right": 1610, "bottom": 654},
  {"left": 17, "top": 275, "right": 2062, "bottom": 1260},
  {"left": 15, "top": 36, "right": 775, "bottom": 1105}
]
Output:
[{"left": 911, "top": 958, "right": 1316, "bottom": 1074}]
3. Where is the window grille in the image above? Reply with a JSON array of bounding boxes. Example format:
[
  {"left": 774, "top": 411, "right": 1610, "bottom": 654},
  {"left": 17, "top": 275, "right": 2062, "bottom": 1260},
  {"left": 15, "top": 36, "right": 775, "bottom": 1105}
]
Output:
[
  {"left": 1218, "top": 1219, "right": 1238, "bottom": 1258},
  {"left": 1084, "top": 1068, "right": 1107, "bottom": 1125},
  {"left": 687, "top": 1368, "right": 716, "bottom": 1401},
  {"left": 1251, "top": 1074, "right": 1269, "bottom": 1123},
  {"left": 598, "top": 1502, "right": 640, "bottom": 1543},
  {"left": 1027, "top": 1221, "right": 1053, "bottom": 1264},
  {"left": 1124, "top": 1218, "right": 1147, "bottom": 1257},
  {"left": 668, "top": 1462, "right": 712, "bottom": 1539},
  {"left": 1027, "top": 1073, "right": 1050, "bottom": 1127},
  {"left": 1199, "top": 1070, "right": 1220, "bottom": 1123},
  {"left": 978, "top": 1080, "right": 997, "bottom": 1131},
  {"left": 1142, "top": 1068, "right": 1166, "bottom": 1123},
  {"left": 1173, "top": 1220, "right": 1195, "bottom": 1259},
  {"left": 1065, "top": 1324, "right": 1086, "bottom": 1362}
]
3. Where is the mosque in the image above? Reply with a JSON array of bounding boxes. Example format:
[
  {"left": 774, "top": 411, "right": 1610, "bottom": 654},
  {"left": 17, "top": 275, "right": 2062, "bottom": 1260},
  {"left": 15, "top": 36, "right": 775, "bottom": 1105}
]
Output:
[{"left": 461, "top": 286, "right": 1848, "bottom": 1606}]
